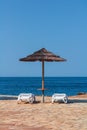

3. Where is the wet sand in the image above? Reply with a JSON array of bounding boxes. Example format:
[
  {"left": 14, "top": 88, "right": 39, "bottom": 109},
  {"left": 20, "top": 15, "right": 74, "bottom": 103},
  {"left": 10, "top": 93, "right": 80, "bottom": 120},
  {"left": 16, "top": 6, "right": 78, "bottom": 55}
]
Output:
[{"left": 0, "top": 94, "right": 87, "bottom": 130}]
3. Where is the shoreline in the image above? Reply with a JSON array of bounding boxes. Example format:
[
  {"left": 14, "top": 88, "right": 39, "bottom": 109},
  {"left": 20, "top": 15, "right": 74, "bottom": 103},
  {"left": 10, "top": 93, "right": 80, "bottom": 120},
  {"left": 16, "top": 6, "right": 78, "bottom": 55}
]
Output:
[
  {"left": 0, "top": 93, "right": 87, "bottom": 100},
  {"left": 0, "top": 92, "right": 87, "bottom": 98}
]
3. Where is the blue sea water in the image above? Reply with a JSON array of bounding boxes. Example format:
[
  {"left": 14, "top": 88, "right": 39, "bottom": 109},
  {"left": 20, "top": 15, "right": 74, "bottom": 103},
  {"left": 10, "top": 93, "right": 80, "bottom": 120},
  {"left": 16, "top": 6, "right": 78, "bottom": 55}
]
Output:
[{"left": 0, "top": 77, "right": 87, "bottom": 96}]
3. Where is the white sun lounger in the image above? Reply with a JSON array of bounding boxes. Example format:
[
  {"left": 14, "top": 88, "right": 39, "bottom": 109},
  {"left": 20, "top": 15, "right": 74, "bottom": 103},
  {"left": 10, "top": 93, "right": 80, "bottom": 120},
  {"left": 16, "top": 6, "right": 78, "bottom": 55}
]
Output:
[
  {"left": 17, "top": 93, "right": 36, "bottom": 104},
  {"left": 52, "top": 93, "right": 68, "bottom": 103}
]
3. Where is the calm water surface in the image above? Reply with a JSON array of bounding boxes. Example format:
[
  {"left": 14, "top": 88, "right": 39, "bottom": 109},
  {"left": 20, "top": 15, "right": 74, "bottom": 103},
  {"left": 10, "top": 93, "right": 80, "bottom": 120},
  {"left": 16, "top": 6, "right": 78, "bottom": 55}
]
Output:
[{"left": 0, "top": 77, "right": 87, "bottom": 96}]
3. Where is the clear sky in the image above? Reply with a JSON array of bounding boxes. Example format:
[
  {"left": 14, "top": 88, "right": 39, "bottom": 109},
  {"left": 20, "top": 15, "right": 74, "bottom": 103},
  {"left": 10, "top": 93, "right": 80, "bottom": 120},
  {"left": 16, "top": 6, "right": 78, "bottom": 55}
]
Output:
[{"left": 0, "top": 0, "right": 87, "bottom": 77}]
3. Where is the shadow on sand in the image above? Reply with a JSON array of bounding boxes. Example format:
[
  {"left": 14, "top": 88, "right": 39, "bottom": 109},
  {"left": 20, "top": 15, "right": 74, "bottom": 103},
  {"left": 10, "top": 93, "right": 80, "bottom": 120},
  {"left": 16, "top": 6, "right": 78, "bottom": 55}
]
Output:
[
  {"left": 68, "top": 99, "right": 87, "bottom": 104},
  {"left": 0, "top": 95, "right": 18, "bottom": 100}
]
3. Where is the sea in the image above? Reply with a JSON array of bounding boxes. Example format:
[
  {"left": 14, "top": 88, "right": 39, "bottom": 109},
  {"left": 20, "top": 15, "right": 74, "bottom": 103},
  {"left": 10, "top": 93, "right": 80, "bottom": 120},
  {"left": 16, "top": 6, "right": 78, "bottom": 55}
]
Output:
[{"left": 0, "top": 77, "right": 87, "bottom": 96}]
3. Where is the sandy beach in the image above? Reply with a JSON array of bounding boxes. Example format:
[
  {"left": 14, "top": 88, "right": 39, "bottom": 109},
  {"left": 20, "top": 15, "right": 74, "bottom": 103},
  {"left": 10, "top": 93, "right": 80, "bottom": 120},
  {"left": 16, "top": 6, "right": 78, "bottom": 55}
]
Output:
[{"left": 0, "top": 94, "right": 87, "bottom": 130}]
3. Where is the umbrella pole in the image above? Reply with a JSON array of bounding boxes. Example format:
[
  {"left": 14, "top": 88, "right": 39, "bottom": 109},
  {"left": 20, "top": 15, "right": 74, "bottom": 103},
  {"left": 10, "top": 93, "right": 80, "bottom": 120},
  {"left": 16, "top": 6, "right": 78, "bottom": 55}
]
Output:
[{"left": 42, "top": 61, "right": 44, "bottom": 103}]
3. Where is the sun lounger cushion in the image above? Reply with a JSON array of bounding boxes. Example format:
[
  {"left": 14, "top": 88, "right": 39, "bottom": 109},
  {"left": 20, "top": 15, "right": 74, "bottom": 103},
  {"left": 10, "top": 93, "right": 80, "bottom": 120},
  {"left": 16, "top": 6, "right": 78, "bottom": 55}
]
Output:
[
  {"left": 17, "top": 93, "right": 36, "bottom": 103},
  {"left": 52, "top": 93, "right": 68, "bottom": 103}
]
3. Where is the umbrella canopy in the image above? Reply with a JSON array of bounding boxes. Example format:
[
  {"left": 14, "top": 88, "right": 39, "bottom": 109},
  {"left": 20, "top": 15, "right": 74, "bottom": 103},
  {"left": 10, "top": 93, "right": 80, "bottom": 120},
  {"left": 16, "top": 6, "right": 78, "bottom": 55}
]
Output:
[
  {"left": 20, "top": 48, "right": 66, "bottom": 62},
  {"left": 19, "top": 48, "right": 66, "bottom": 102}
]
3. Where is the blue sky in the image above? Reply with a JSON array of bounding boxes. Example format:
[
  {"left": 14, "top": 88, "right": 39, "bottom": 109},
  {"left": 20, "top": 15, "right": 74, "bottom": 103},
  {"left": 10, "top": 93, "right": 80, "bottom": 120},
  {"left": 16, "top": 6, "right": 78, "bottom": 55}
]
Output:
[{"left": 0, "top": 0, "right": 87, "bottom": 77}]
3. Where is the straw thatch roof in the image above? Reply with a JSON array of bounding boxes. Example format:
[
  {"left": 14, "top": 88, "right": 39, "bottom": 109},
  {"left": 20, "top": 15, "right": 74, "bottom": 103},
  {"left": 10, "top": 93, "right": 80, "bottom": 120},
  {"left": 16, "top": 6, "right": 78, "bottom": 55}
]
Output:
[{"left": 19, "top": 48, "right": 66, "bottom": 62}]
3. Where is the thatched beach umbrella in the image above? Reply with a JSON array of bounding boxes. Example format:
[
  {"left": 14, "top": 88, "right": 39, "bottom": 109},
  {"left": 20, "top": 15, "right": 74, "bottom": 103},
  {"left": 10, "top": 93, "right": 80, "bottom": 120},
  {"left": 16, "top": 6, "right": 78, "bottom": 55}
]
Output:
[{"left": 19, "top": 48, "right": 66, "bottom": 103}]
